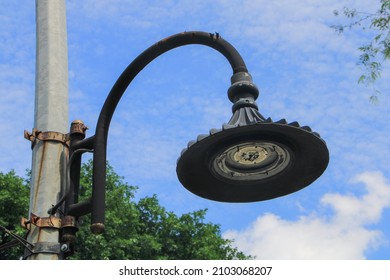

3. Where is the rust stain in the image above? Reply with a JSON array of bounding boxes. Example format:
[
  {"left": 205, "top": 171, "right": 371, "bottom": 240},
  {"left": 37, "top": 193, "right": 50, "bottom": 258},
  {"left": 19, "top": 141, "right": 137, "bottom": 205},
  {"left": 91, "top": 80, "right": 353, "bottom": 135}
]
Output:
[
  {"left": 33, "top": 142, "right": 47, "bottom": 211},
  {"left": 32, "top": 141, "right": 69, "bottom": 211},
  {"left": 37, "top": 226, "right": 42, "bottom": 242}
]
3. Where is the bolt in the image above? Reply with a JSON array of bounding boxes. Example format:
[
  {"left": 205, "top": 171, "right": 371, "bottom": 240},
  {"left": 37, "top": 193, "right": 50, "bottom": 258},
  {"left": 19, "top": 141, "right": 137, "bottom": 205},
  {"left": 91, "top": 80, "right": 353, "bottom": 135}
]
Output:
[{"left": 60, "top": 244, "right": 68, "bottom": 252}]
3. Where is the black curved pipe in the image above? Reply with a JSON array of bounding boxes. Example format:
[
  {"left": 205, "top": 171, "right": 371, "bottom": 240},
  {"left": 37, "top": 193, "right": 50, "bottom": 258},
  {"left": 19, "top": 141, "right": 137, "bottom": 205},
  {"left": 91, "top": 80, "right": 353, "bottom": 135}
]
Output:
[{"left": 89, "top": 31, "right": 250, "bottom": 233}]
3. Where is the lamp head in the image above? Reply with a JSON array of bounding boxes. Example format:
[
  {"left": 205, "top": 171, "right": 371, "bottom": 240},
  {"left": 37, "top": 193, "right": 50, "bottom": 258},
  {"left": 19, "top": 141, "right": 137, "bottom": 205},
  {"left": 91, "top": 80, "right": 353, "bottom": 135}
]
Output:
[{"left": 176, "top": 72, "right": 329, "bottom": 202}]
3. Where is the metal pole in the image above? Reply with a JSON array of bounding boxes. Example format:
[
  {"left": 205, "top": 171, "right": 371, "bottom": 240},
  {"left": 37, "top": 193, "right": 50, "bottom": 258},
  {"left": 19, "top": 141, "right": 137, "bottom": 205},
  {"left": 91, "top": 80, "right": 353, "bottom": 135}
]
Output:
[{"left": 26, "top": 0, "right": 69, "bottom": 260}]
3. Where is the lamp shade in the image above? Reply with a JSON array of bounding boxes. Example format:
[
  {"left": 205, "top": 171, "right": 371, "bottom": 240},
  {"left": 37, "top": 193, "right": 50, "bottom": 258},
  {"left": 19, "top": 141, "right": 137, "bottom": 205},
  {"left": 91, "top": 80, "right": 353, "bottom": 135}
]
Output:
[
  {"left": 176, "top": 72, "right": 329, "bottom": 202},
  {"left": 176, "top": 119, "right": 329, "bottom": 202}
]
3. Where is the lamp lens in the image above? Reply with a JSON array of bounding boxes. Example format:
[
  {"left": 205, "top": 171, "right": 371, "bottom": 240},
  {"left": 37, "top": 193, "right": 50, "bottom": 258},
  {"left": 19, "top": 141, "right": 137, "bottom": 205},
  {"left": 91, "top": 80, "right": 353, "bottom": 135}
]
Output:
[{"left": 212, "top": 141, "right": 291, "bottom": 181}]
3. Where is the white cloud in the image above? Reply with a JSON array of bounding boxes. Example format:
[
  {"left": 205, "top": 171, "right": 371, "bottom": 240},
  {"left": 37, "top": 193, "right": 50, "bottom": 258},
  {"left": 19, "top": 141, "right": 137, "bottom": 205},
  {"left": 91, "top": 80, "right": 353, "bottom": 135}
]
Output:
[{"left": 224, "top": 171, "right": 390, "bottom": 259}]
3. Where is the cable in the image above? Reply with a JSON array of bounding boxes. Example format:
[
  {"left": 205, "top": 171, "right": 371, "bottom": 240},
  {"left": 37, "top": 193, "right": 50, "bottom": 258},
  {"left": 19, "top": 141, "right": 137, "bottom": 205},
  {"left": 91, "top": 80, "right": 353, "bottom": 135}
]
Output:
[{"left": 0, "top": 224, "right": 33, "bottom": 253}]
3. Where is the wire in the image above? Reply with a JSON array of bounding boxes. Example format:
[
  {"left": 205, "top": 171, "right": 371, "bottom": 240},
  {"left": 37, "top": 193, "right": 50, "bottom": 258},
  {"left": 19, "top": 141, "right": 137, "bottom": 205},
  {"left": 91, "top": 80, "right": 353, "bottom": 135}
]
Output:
[
  {"left": 0, "top": 224, "right": 34, "bottom": 253},
  {"left": 0, "top": 239, "right": 19, "bottom": 251},
  {"left": 48, "top": 148, "right": 93, "bottom": 215}
]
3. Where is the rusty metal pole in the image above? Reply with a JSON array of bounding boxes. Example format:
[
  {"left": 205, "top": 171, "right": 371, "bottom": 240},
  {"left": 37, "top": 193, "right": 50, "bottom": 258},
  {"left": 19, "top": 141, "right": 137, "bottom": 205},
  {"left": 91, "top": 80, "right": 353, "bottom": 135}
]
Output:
[{"left": 26, "top": 0, "right": 69, "bottom": 260}]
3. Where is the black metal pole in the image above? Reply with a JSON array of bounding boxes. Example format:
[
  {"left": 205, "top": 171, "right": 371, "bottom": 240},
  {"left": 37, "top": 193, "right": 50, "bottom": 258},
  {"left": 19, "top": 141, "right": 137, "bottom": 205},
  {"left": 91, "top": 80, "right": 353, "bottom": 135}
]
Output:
[{"left": 89, "top": 31, "right": 251, "bottom": 233}]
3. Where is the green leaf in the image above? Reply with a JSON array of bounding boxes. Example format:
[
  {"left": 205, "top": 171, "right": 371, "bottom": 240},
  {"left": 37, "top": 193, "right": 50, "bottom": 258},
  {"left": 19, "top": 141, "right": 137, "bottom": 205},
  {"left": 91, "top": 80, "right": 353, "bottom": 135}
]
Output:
[{"left": 358, "top": 75, "right": 366, "bottom": 84}]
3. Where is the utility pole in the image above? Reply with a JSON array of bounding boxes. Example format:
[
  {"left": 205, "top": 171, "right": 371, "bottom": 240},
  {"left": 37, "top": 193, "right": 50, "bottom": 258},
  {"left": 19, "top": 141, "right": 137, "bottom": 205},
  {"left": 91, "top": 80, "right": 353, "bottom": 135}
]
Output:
[{"left": 25, "top": 0, "right": 69, "bottom": 260}]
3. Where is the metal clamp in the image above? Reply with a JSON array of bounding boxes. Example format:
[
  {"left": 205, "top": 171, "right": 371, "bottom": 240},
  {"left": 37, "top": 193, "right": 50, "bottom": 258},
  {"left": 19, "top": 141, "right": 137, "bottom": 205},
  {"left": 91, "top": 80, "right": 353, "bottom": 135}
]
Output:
[
  {"left": 21, "top": 213, "right": 62, "bottom": 230},
  {"left": 24, "top": 128, "right": 70, "bottom": 149},
  {"left": 22, "top": 242, "right": 71, "bottom": 259},
  {"left": 31, "top": 242, "right": 62, "bottom": 254}
]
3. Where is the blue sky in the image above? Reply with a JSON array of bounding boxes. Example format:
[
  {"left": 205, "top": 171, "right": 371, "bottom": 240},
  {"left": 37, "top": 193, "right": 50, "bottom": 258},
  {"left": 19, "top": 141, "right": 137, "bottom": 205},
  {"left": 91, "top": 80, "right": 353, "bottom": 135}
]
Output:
[{"left": 1, "top": 0, "right": 389, "bottom": 259}]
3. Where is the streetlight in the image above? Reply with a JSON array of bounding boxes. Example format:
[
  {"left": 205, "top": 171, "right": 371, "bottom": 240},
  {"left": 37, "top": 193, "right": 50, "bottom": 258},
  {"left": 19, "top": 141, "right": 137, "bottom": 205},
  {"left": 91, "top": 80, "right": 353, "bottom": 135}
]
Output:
[{"left": 57, "top": 31, "right": 328, "bottom": 255}]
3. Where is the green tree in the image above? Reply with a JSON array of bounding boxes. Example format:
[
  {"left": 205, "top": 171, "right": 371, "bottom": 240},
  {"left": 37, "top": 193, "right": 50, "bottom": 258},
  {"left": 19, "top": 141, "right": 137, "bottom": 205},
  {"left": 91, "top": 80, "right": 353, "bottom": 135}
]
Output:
[
  {"left": 0, "top": 170, "right": 29, "bottom": 259},
  {"left": 332, "top": 0, "right": 390, "bottom": 102},
  {"left": 71, "top": 160, "right": 248, "bottom": 260},
  {"left": 0, "top": 161, "right": 249, "bottom": 260}
]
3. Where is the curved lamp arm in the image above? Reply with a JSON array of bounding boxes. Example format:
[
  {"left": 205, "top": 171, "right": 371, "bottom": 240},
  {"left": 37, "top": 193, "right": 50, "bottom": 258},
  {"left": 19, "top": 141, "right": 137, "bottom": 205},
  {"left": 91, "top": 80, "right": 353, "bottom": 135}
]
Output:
[
  {"left": 66, "top": 31, "right": 329, "bottom": 237},
  {"left": 74, "top": 31, "right": 253, "bottom": 234}
]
